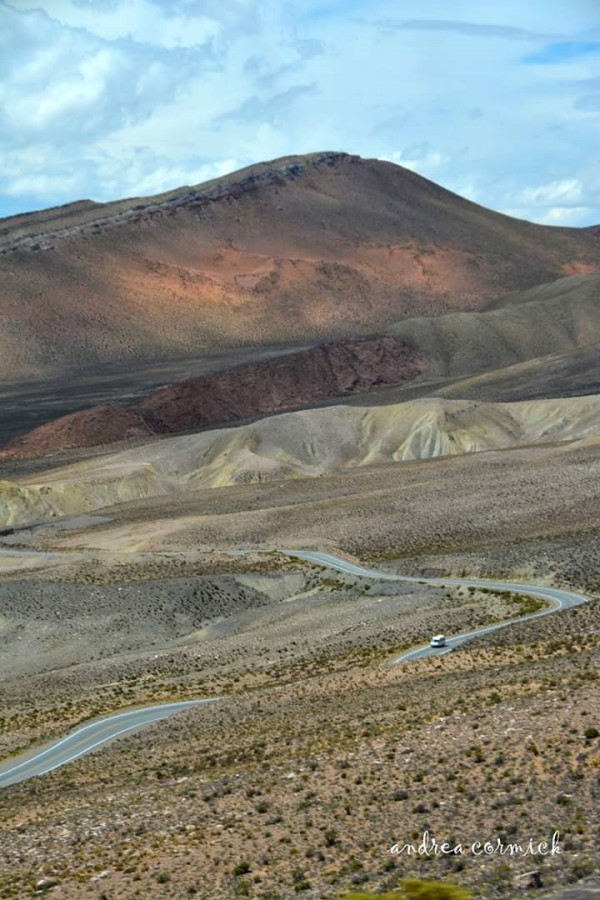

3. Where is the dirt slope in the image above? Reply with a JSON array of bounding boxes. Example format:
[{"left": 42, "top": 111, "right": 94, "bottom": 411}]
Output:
[
  {"left": 2, "top": 394, "right": 600, "bottom": 528},
  {"left": 386, "top": 271, "right": 600, "bottom": 379},
  {"left": 1, "top": 151, "right": 598, "bottom": 379},
  {"left": 138, "top": 335, "right": 423, "bottom": 434}
]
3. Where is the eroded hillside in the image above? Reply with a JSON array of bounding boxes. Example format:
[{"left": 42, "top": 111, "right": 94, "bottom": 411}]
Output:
[
  {"left": 2, "top": 395, "right": 600, "bottom": 528},
  {"left": 3, "top": 272, "right": 598, "bottom": 457}
]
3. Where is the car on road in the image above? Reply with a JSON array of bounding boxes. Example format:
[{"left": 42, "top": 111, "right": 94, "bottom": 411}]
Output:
[{"left": 430, "top": 634, "right": 447, "bottom": 648}]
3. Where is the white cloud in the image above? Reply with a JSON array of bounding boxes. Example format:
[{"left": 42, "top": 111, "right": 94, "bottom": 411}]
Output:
[
  {"left": 499, "top": 176, "right": 600, "bottom": 225},
  {"left": 0, "top": 0, "right": 598, "bottom": 227},
  {"left": 382, "top": 146, "right": 449, "bottom": 173},
  {"left": 518, "top": 178, "right": 583, "bottom": 206},
  {"left": 527, "top": 206, "right": 591, "bottom": 225},
  {"left": 5, "top": 0, "right": 223, "bottom": 47},
  {"left": 97, "top": 155, "right": 243, "bottom": 200}
]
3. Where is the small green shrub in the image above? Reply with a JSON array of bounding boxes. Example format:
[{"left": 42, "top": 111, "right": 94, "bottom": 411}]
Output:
[
  {"left": 324, "top": 828, "right": 338, "bottom": 847},
  {"left": 233, "top": 861, "right": 252, "bottom": 876},
  {"left": 339, "top": 879, "right": 472, "bottom": 900}
]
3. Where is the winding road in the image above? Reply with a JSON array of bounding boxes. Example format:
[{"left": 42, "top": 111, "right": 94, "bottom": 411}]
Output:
[
  {"left": 0, "top": 700, "right": 217, "bottom": 788},
  {"left": 285, "top": 550, "right": 589, "bottom": 662},
  {"left": 0, "top": 549, "right": 589, "bottom": 788}
]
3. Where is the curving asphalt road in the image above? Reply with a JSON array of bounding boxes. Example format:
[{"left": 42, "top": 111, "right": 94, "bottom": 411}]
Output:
[
  {"left": 0, "top": 549, "right": 589, "bottom": 788},
  {"left": 284, "top": 550, "right": 589, "bottom": 663},
  {"left": 0, "top": 699, "right": 217, "bottom": 788}
]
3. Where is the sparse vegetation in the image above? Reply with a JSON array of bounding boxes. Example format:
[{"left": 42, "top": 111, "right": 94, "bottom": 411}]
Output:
[{"left": 0, "top": 425, "right": 598, "bottom": 898}]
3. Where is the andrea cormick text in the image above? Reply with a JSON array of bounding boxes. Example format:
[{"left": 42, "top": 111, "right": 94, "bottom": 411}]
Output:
[{"left": 389, "top": 830, "right": 562, "bottom": 858}]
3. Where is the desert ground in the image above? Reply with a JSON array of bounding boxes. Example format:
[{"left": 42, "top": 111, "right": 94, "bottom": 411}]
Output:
[{"left": 0, "top": 428, "right": 598, "bottom": 899}]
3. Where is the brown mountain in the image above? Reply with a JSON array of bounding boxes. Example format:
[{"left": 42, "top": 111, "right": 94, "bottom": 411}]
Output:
[{"left": 1, "top": 151, "right": 598, "bottom": 380}]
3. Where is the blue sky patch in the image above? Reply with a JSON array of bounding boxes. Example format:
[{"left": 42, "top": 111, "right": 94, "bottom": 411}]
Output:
[{"left": 524, "top": 41, "right": 600, "bottom": 64}]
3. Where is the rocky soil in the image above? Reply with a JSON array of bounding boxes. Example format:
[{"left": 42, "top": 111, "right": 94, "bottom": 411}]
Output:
[
  {"left": 0, "top": 433, "right": 598, "bottom": 898},
  {"left": 1, "top": 396, "right": 600, "bottom": 529}
]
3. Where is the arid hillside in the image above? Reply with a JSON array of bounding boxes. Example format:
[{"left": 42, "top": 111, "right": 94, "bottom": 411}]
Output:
[
  {"left": 3, "top": 273, "right": 597, "bottom": 458},
  {"left": 388, "top": 272, "right": 600, "bottom": 379},
  {"left": 2, "top": 394, "right": 600, "bottom": 528},
  {"left": 1, "top": 433, "right": 599, "bottom": 899},
  {"left": 1, "top": 151, "right": 598, "bottom": 380},
  {"left": 0, "top": 336, "right": 424, "bottom": 458}
]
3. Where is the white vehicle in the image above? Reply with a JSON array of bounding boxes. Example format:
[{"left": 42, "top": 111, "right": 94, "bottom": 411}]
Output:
[{"left": 430, "top": 634, "right": 447, "bottom": 648}]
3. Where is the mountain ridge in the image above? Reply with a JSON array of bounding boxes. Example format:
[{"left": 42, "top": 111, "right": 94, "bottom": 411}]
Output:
[
  {"left": 0, "top": 152, "right": 351, "bottom": 254},
  {"left": 0, "top": 152, "right": 598, "bottom": 381}
]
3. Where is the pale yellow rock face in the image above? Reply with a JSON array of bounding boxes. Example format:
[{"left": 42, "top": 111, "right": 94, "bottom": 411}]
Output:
[{"left": 2, "top": 395, "right": 600, "bottom": 528}]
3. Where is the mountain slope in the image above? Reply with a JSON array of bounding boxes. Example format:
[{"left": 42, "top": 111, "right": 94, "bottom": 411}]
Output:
[
  {"left": 1, "top": 152, "right": 598, "bottom": 380},
  {"left": 428, "top": 344, "right": 600, "bottom": 403},
  {"left": 2, "top": 395, "right": 600, "bottom": 528},
  {"left": 2, "top": 273, "right": 598, "bottom": 459},
  {"left": 386, "top": 272, "right": 600, "bottom": 379}
]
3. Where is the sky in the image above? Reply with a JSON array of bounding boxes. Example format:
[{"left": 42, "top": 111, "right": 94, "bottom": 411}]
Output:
[{"left": 1, "top": 0, "right": 599, "bottom": 225}]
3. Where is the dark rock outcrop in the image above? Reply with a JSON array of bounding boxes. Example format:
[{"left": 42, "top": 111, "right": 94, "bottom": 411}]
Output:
[{"left": 0, "top": 336, "right": 424, "bottom": 458}]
